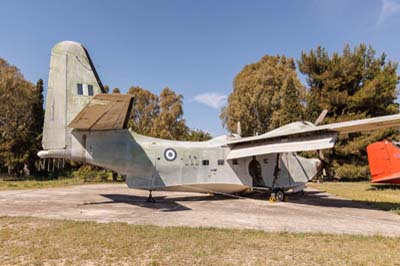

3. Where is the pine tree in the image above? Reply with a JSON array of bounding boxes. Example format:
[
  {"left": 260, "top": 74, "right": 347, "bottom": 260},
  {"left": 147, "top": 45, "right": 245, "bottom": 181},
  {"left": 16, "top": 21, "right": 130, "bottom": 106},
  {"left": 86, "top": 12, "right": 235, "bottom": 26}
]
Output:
[{"left": 299, "top": 44, "right": 400, "bottom": 180}]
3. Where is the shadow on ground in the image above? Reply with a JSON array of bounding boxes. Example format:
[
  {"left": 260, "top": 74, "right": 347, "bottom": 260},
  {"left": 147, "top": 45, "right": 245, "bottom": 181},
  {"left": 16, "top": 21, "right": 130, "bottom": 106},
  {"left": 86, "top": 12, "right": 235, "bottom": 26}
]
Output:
[
  {"left": 81, "top": 189, "right": 400, "bottom": 214},
  {"left": 369, "top": 184, "right": 400, "bottom": 191},
  {"left": 82, "top": 193, "right": 233, "bottom": 212},
  {"left": 288, "top": 191, "right": 400, "bottom": 213}
]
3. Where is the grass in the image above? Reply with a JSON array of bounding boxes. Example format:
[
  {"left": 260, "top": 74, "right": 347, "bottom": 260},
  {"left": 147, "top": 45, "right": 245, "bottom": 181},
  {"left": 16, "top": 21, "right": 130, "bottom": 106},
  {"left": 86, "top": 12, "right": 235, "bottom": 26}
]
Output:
[
  {"left": 309, "top": 181, "right": 400, "bottom": 215},
  {"left": 1, "top": 216, "right": 400, "bottom": 266},
  {"left": 0, "top": 177, "right": 87, "bottom": 191}
]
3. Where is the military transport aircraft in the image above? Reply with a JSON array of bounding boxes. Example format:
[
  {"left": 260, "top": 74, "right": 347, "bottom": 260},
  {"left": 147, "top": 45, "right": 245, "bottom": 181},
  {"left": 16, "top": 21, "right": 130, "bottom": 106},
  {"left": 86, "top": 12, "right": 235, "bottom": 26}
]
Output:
[{"left": 38, "top": 41, "right": 400, "bottom": 202}]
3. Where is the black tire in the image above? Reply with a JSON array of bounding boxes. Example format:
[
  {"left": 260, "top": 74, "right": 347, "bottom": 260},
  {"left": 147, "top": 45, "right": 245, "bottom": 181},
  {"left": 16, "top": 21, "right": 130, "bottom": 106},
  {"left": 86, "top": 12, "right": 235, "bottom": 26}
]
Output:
[
  {"left": 112, "top": 172, "right": 118, "bottom": 182},
  {"left": 274, "top": 189, "right": 285, "bottom": 202}
]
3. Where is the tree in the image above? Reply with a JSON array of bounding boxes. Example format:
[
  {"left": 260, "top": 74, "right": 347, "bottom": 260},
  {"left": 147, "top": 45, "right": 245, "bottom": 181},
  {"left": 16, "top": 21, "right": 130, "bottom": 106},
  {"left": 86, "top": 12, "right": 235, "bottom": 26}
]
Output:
[
  {"left": 299, "top": 44, "right": 400, "bottom": 180},
  {"left": 112, "top": 87, "right": 120, "bottom": 93},
  {"left": 26, "top": 79, "right": 45, "bottom": 172},
  {"left": 127, "top": 86, "right": 210, "bottom": 141},
  {"left": 185, "top": 129, "right": 212, "bottom": 141},
  {"left": 103, "top": 85, "right": 110, "bottom": 93},
  {"left": 127, "top": 86, "right": 159, "bottom": 136},
  {"left": 0, "top": 58, "right": 41, "bottom": 176},
  {"left": 151, "top": 88, "right": 188, "bottom": 140},
  {"left": 270, "top": 76, "right": 305, "bottom": 129},
  {"left": 221, "top": 55, "right": 305, "bottom": 136}
]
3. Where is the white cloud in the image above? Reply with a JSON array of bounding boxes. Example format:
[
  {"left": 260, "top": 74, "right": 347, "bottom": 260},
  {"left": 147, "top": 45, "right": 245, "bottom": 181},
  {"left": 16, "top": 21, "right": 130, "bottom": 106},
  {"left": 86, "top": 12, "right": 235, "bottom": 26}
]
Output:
[
  {"left": 193, "top": 92, "right": 228, "bottom": 109},
  {"left": 378, "top": 0, "right": 400, "bottom": 24}
]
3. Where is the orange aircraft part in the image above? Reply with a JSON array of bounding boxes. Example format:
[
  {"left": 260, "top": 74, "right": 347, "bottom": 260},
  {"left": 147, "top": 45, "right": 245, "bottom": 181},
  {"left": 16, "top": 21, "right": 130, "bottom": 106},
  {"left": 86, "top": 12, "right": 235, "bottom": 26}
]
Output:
[{"left": 367, "top": 140, "right": 400, "bottom": 184}]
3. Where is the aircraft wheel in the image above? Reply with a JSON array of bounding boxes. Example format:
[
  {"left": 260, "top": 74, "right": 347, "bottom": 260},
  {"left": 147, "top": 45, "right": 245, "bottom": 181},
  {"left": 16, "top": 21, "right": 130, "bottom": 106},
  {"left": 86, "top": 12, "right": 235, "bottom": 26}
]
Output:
[
  {"left": 112, "top": 172, "right": 118, "bottom": 182},
  {"left": 274, "top": 189, "right": 285, "bottom": 202}
]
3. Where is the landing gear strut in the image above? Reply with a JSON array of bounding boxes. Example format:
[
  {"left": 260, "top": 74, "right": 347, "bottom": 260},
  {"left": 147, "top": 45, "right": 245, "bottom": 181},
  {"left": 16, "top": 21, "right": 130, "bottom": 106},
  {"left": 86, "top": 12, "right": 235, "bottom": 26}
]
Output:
[{"left": 146, "top": 190, "right": 155, "bottom": 203}]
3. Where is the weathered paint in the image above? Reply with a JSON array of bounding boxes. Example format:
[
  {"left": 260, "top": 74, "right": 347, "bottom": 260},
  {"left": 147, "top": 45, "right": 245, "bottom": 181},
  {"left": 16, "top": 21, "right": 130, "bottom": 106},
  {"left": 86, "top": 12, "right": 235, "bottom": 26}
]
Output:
[{"left": 39, "top": 41, "right": 400, "bottom": 195}]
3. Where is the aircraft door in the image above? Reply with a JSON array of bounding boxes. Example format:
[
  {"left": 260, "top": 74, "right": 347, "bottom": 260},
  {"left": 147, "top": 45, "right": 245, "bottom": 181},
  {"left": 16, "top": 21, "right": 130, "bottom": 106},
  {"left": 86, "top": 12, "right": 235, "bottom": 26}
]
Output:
[{"left": 249, "top": 156, "right": 265, "bottom": 187}]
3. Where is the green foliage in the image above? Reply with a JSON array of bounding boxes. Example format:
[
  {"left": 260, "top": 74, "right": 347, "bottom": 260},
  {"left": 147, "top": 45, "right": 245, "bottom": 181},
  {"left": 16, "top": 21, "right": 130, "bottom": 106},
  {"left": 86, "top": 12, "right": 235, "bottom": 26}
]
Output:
[
  {"left": 298, "top": 44, "right": 400, "bottom": 180},
  {"left": 222, "top": 44, "right": 399, "bottom": 180},
  {"left": 128, "top": 86, "right": 210, "bottom": 141},
  {"left": 333, "top": 163, "right": 370, "bottom": 181},
  {"left": 185, "top": 129, "right": 212, "bottom": 141},
  {"left": 112, "top": 88, "right": 120, "bottom": 93},
  {"left": 221, "top": 55, "right": 305, "bottom": 136},
  {"left": 0, "top": 58, "right": 44, "bottom": 176},
  {"left": 128, "top": 86, "right": 159, "bottom": 135},
  {"left": 103, "top": 85, "right": 110, "bottom": 93},
  {"left": 74, "top": 165, "right": 110, "bottom": 182},
  {"left": 152, "top": 87, "right": 188, "bottom": 140}
]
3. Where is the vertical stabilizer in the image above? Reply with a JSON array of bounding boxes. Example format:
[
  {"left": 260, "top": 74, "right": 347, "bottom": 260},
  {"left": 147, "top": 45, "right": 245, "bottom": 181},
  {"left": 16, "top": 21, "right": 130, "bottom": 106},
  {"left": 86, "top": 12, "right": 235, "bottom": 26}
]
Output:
[{"left": 42, "top": 41, "right": 105, "bottom": 150}]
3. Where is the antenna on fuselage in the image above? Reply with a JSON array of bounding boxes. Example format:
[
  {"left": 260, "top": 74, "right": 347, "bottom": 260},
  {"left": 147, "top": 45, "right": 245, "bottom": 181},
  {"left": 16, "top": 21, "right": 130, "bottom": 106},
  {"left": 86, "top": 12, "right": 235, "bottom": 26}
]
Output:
[{"left": 314, "top": 109, "right": 328, "bottom": 126}]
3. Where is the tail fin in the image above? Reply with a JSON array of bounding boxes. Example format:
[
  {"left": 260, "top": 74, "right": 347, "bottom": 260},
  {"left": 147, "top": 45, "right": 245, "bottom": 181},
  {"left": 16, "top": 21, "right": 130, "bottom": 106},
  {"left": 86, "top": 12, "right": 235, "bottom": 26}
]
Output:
[
  {"left": 42, "top": 41, "right": 105, "bottom": 150},
  {"left": 367, "top": 140, "right": 400, "bottom": 184}
]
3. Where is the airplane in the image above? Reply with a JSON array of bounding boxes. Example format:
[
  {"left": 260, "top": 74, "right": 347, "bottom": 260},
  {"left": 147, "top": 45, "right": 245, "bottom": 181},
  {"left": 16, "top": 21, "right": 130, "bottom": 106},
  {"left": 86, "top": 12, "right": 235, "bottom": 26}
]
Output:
[
  {"left": 367, "top": 140, "right": 400, "bottom": 184},
  {"left": 38, "top": 41, "right": 400, "bottom": 202}
]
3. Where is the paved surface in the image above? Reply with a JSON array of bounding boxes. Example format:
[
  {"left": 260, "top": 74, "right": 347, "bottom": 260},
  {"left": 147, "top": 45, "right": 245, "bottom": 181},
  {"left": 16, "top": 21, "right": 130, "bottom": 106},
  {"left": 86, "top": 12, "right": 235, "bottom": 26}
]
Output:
[{"left": 0, "top": 184, "right": 399, "bottom": 236}]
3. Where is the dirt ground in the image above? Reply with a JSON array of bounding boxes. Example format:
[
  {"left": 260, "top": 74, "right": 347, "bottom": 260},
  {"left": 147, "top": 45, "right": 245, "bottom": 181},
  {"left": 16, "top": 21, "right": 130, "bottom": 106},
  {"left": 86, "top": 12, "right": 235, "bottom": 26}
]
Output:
[{"left": 0, "top": 184, "right": 399, "bottom": 236}]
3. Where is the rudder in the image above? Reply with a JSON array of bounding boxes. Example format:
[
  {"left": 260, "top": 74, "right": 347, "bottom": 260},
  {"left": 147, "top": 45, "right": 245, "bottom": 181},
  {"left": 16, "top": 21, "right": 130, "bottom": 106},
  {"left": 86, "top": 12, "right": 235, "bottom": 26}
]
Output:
[{"left": 42, "top": 41, "right": 105, "bottom": 150}]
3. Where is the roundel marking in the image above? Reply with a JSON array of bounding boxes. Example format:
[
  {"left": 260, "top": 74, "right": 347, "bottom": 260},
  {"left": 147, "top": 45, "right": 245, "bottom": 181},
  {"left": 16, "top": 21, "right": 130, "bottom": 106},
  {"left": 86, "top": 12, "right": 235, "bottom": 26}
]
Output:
[{"left": 164, "top": 148, "right": 177, "bottom": 161}]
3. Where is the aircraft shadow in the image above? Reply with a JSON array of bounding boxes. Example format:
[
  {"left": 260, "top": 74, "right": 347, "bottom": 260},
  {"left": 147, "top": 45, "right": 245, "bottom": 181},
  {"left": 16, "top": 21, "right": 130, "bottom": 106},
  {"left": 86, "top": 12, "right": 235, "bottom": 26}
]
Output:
[
  {"left": 83, "top": 193, "right": 232, "bottom": 212},
  {"left": 287, "top": 190, "right": 400, "bottom": 213},
  {"left": 82, "top": 191, "right": 399, "bottom": 214}
]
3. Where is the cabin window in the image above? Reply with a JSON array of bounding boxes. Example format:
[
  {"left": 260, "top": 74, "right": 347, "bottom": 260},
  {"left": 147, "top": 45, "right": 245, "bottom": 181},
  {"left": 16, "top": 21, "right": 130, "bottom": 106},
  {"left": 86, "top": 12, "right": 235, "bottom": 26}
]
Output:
[
  {"left": 77, "top": 84, "right": 83, "bottom": 95},
  {"left": 232, "top": 159, "right": 239, "bottom": 165},
  {"left": 88, "top": 85, "right": 94, "bottom": 96},
  {"left": 218, "top": 159, "right": 224, "bottom": 166},
  {"left": 202, "top": 160, "right": 209, "bottom": 166}
]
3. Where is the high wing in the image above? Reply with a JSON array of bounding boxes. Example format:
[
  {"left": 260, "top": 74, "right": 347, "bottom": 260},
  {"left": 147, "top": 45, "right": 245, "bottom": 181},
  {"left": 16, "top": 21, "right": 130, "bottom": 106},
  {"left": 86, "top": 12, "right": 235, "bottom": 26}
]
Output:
[
  {"left": 226, "top": 114, "right": 400, "bottom": 160},
  {"left": 68, "top": 94, "right": 133, "bottom": 130}
]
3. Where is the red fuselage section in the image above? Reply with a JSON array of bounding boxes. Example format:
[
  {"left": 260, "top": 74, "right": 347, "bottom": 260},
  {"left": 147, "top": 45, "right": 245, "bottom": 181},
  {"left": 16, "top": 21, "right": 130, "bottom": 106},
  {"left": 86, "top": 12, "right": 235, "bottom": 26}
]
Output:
[{"left": 367, "top": 140, "right": 400, "bottom": 184}]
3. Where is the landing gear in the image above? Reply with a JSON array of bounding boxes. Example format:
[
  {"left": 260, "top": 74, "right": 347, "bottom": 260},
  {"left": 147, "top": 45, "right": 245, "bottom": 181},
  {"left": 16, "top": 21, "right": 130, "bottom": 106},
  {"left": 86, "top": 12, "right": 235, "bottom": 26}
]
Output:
[
  {"left": 146, "top": 190, "right": 155, "bottom": 203},
  {"left": 112, "top": 172, "right": 118, "bottom": 182},
  {"left": 275, "top": 189, "right": 285, "bottom": 202},
  {"left": 270, "top": 188, "right": 285, "bottom": 202}
]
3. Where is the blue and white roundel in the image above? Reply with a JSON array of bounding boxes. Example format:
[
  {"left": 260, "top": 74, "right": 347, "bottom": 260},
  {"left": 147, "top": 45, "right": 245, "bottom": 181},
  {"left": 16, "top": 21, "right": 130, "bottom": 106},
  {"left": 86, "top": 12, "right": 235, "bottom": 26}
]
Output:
[{"left": 164, "top": 148, "right": 177, "bottom": 161}]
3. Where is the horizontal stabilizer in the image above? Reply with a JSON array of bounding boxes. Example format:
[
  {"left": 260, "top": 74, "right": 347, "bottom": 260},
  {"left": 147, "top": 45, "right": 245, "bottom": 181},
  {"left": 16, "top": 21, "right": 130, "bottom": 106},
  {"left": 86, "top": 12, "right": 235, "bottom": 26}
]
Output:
[{"left": 68, "top": 94, "right": 133, "bottom": 130}]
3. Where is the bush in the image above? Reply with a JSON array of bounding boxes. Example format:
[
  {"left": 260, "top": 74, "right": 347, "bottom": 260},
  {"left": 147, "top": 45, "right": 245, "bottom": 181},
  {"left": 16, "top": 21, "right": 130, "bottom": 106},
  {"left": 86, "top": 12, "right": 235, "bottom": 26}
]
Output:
[
  {"left": 334, "top": 163, "right": 370, "bottom": 181},
  {"left": 74, "top": 165, "right": 111, "bottom": 182}
]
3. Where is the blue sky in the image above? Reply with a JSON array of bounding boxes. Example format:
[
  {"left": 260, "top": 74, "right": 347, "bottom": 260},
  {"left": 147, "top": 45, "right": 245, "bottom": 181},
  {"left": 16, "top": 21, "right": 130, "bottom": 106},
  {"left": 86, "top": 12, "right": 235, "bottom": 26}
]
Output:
[{"left": 1, "top": 0, "right": 399, "bottom": 136}]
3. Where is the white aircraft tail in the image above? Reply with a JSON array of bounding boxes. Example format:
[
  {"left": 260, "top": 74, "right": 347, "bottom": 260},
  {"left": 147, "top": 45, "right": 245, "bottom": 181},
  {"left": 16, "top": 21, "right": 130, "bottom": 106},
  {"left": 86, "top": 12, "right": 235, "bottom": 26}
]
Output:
[{"left": 42, "top": 41, "right": 105, "bottom": 150}]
